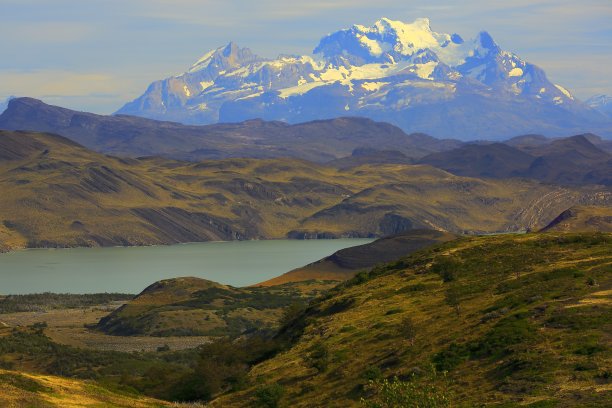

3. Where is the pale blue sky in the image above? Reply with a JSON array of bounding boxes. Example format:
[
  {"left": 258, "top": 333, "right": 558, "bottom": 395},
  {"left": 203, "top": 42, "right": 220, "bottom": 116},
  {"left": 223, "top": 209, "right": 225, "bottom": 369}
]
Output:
[{"left": 1, "top": 0, "right": 610, "bottom": 113}]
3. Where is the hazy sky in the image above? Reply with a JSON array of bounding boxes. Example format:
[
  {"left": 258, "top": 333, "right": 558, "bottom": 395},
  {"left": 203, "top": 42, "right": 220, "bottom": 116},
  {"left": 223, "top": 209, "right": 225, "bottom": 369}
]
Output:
[{"left": 1, "top": 0, "right": 610, "bottom": 113}]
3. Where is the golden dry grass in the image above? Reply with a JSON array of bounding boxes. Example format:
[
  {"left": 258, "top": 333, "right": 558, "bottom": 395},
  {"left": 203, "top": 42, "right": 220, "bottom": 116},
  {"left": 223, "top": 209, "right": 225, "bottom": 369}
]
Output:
[
  {"left": 0, "top": 368, "right": 172, "bottom": 407},
  {"left": 0, "top": 131, "right": 609, "bottom": 251},
  {"left": 214, "top": 233, "right": 612, "bottom": 407}
]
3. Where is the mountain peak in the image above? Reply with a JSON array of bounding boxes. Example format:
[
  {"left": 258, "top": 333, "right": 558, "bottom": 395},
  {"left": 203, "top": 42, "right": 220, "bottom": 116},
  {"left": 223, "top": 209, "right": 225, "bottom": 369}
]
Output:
[
  {"left": 188, "top": 41, "right": 261, "bottom": 74},
  {"left": 586, "top": 94, "right": 612, "bottom": 116},
  {"left": 375, "top": 16, "right": 432, "bottom": 33},
  {"left": 314, "top": 17, "right": 464, "bottom": 66},
  {"left": 470, "top": 30, "right": 502, "bottom": 58}
]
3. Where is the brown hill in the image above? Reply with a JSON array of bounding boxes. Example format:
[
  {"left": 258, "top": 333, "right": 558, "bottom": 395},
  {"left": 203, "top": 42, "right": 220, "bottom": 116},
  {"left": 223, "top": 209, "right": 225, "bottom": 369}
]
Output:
[
  {"left": 96, "top": 276, "right": 331, "bottom": 337},
  {"left": 0, "top": 130, "right": 610, "bottom": 252},
  {"left": 541, "top": 206, "right": 612, "bottom": 233},
  {"left": 257, "top": 230, "right": 457, "bottom": 286},
  {"left": 0, "top": 97, "right": 460, "bottom": 162}
]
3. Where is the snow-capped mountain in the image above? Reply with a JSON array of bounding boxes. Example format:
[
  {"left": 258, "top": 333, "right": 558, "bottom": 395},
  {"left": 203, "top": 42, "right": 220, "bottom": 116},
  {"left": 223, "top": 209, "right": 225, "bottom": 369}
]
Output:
[
  {"left": 586, "top": 95, "right": 612, "bottom": 117},
  {"left": 117, "top": 18, "right": 611, "bottom": 140}
]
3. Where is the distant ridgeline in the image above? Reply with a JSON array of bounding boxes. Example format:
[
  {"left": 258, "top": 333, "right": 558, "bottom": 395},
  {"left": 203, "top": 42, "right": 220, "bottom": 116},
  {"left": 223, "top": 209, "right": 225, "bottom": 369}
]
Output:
[{"left": 0, "top": 97, "right": 611, "bottom": 188}]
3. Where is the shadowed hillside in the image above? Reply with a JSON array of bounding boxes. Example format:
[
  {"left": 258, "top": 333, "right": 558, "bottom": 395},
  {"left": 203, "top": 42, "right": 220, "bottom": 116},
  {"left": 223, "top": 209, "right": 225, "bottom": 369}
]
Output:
[
  {"left": 0, "top": 97, "right": 460, "bottom": 162},
  {"left": 420, "top": 135, "right": 612, "bottom": 185}
]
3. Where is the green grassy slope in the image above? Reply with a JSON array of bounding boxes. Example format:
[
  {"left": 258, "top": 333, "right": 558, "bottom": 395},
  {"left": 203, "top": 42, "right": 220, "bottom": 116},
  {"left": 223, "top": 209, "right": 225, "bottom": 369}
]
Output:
[
  {"left": 214, "top": 232, "right": 612, "bottom": 407},
  {"left": 1, "top": 130, "right": 610, "bottom": 251}
]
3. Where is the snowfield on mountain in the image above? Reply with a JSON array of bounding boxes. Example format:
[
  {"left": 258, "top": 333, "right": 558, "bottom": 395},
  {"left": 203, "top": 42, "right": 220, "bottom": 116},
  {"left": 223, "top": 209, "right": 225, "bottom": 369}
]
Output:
[{"left": 117, "top": 17, "right": 611, "bottom": 140}]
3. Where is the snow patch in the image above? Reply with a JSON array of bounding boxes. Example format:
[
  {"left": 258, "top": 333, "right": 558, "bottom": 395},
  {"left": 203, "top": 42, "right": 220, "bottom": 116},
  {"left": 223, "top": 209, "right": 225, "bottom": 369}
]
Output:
[
  {"left": 361, "top": 81, "right": 388, "bottom": 92},
  {"left": 189, "top": 49, "right": 216, "bottom": 73},
  {"left": 508, "top": 67, "right": 523, "bottom": 77},
  {"left": 415, "top": 61, "right": 437, "bottom": 80},
  {"left": 554, "top": 84, "right": 573, "bottom": 99},
  {"left": 200, "top": 81, "right": 214, "bottom": 91},
  {"left": 278, "top": 81, "right": 327, "bottom": 98},
  {"left": 183, "top": 85, "right": 191, "bottom": 97}
]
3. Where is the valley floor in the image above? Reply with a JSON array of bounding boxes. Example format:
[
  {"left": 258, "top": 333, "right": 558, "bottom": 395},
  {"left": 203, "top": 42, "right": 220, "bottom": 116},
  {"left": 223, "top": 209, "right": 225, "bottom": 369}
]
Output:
[{"left": 0, "top": 303, "right": 212, "bottom": 353}]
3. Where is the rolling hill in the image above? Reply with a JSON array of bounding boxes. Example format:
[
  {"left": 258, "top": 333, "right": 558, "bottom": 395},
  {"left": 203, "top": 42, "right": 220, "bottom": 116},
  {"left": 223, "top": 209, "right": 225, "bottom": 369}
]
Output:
[
  {"left": 96, "top": 277, "right": 329, "bottom": 337},
  {"left": 0, "top": 130, "right": 610, "bottom": 252},
  {"left": 541, "top": 206, "right": 612, "bottom": 233},
  {"left": 257, "top": 230, "right": 457, "bottom": 286}
]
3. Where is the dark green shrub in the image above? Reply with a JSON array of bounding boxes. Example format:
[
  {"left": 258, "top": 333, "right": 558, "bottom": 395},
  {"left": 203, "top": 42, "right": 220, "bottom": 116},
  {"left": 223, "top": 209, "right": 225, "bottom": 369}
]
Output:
[
  {"left": 431, "top": 257, "right": 462, "bottom": 282},
  {"left": 253, "top": 383, "right": 285, "bottom": 408},
  {"left": 363, "top": 366, "right": 383, "bottom": 381},
  {"left": 307, "top": 341, "right": 329, "bottom": 373},
  {"left": 432, "top": 343, "right": 469, "bottom": 372}
]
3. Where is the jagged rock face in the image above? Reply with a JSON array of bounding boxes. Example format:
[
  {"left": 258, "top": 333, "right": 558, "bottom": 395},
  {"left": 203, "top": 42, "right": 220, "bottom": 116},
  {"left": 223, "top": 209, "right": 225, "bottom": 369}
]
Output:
[{"left": 116, "top": 17, "right": 611, "bottom": 140}]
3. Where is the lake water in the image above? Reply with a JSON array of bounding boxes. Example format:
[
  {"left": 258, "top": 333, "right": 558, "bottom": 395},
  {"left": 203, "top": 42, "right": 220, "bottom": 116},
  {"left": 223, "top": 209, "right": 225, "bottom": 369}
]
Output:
[{"left": 0, "top": 239, "right": 373, "bottom": 294}]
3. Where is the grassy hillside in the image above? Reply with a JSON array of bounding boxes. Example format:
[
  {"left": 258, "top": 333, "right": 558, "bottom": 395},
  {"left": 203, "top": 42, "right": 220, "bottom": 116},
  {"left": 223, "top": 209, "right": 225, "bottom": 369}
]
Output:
[
  {"left": 541, "top": 206, "right": 612, "bottom": 233},
  {"left": 0, "top": 368, "right": 173, "bottom": 407},
  {"left": 258, "top": 230, "right": 457, "bottom": 286},
  {"left": 0, "top": 130, "right": 610, "bottom": 252},
  {"left": 96, "top": 277, "right": 329, "bottom": 337},
  {"left": 213, "top": 232, "right": 611, "bottom": 407}
]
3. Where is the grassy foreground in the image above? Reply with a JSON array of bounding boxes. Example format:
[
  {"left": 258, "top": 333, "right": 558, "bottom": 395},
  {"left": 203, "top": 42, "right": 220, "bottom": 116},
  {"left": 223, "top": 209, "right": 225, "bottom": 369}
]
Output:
[{"left": 0, "top": 232, "right": 610, "bottom": 406}]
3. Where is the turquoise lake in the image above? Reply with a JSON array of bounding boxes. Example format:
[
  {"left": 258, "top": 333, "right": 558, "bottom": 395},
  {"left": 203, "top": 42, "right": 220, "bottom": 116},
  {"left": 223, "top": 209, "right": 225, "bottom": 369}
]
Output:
[{"left": 0, "top": 239, "right": 373, "bottom": 294}]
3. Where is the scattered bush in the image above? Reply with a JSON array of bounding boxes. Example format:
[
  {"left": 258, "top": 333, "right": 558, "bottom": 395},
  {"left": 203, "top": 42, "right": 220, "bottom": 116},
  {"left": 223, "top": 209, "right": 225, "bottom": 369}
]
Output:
[
  {"left": 430, "top": 257, "right": 462, "bottom": 283},
  {"left": 362, "top": 366, "right": 382, "bottom": 381},
  {"left": 397, "top": 317, "right": 417, "bottom": 345},
  {"left": 307, "top": 341, "right": 329, "bottom": 373}
]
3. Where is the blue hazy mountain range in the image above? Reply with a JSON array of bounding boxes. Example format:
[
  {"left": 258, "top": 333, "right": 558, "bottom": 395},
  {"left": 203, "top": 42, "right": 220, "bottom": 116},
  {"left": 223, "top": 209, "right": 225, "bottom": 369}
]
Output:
[{"left": 116, "top": 17, "right": 611, "bottom": 140}]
